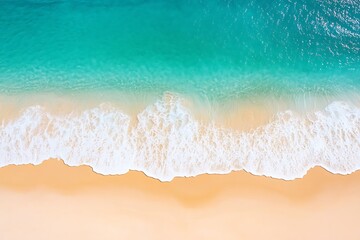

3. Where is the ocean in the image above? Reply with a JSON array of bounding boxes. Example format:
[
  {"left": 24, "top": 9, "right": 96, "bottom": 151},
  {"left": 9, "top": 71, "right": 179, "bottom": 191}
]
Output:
[{"left": 0, "top": 0, "right": 359, "bottom": 181}]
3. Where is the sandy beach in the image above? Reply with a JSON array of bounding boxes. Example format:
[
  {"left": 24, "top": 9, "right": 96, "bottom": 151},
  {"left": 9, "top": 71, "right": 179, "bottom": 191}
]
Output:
[
  {"left": 0, "top": 159, "right": 360, "bottom": 239},
  {"left": 1, "top": 0, "right": 359, "bottom": 239}
]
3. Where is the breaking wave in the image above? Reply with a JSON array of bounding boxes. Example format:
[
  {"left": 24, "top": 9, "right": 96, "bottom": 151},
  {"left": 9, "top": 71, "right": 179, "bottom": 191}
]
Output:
[{"left": 0, "top": 93, "right": 359, "bottom": 181}]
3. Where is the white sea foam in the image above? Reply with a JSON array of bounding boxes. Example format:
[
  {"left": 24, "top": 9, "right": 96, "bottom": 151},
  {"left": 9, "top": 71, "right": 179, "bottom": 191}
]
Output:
[{"left": 0, "top": 93, "right": 359, "bottom": 181}]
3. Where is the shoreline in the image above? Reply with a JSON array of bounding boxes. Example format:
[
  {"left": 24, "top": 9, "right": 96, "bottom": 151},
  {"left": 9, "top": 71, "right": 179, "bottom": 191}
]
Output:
[
  {"left": 4, "top": 158, "right": 360, "bottom": 184},
  {"left": 0, "top": 92, "right": 359, "bottom": 181}
]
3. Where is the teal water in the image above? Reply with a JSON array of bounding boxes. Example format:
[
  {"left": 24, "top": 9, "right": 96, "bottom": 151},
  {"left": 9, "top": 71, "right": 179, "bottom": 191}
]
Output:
[
  {"left": 0, "top": 0, "right": 360, "bottom": 181},
  {"left": 0, "top": 0, "right": 359, "bottom": 100}
]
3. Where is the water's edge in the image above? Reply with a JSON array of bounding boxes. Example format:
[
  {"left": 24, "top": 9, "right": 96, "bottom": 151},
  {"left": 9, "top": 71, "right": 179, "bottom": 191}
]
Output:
[
  {"left": 0, "top": 94, "right": 359, "bottom": 181},
  {"left": 5, "top": 158, "right": 359, "bottom": 183}
]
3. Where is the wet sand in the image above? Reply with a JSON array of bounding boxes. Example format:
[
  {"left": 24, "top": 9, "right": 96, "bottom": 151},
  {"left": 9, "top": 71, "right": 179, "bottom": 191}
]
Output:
[{"left": 0, "top": 159, "right": 360, "bottom": 239}]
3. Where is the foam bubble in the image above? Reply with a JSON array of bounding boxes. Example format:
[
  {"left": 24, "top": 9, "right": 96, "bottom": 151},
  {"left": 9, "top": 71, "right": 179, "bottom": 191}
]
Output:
[{"left": 0, "top": 94, "right": 359, "bottom": 181}]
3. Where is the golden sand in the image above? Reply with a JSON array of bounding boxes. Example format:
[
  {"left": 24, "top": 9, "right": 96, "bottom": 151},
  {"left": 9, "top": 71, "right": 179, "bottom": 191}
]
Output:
[{"left": 0, "top": 159, "right": 360, "bottom": 239}]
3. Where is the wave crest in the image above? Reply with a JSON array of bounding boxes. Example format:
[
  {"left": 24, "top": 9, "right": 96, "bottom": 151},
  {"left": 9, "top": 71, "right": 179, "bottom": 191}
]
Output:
[{"left": 0, "top": 94, "right": 359, "bottom": 181}]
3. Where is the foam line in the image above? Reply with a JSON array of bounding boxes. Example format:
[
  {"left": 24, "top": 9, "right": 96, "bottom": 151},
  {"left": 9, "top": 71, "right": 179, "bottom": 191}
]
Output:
[{"left": 0, "top": 94, "right": 359, "bottom": 181}]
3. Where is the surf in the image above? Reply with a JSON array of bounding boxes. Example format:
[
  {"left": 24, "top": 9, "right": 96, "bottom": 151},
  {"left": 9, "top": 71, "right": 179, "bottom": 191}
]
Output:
[{"left": 0, "top": 93, "right": 359, "bottom": 181}]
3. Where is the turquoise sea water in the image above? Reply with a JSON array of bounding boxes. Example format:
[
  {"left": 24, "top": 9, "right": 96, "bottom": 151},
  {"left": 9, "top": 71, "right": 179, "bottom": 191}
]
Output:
[
  {"left": 0, "top": 0, "right": 360, "bottom": 181},
  {"left": 0, "top": 0, "right": 359, "bottom": 100}
]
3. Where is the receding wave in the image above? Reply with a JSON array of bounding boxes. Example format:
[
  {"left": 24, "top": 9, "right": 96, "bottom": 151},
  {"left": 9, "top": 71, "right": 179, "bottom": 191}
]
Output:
[{"left": 0, "top": 93, "right": 359, "bottom": 181}]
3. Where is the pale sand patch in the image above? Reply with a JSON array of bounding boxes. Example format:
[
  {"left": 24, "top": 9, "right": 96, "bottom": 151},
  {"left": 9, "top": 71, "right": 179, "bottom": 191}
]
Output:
[{"left": 0, "top": 159, "right": 359, "bottom": 239}]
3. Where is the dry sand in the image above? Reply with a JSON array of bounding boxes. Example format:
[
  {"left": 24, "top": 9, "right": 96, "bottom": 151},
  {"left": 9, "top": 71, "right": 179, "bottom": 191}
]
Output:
[{"left": 0, "top": 159, "right": 360, "bottom": 239}]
